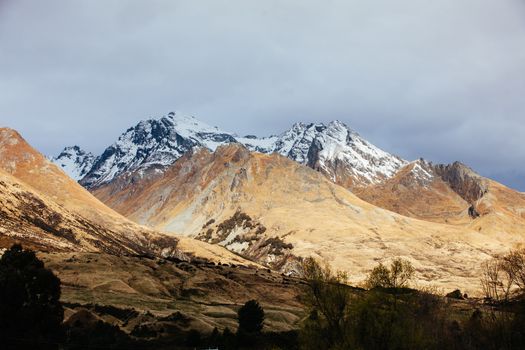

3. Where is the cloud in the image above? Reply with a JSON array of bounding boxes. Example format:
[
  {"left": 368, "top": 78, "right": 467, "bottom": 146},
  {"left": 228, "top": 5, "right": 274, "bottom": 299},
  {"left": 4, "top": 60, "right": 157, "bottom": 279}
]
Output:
[{"left": 0, "top": 0, "right": 524, "bottom": 190}]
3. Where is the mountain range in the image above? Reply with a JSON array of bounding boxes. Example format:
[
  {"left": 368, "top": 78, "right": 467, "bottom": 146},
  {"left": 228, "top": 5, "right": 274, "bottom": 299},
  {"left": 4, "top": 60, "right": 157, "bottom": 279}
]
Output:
[
  {"left": 46, "top": 112, "right": 525, "bottom": 292},
  {"left": 52, "top": 112, "right": 406, "bottom": 190}
]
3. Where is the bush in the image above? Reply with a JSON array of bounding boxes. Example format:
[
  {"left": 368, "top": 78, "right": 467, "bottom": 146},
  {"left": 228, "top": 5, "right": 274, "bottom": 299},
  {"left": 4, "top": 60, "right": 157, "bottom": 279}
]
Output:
[
  {"left": 481, "top": 248, "right": 525, "bottom": 302},
  {"left": 446, "top": 289, "right": 464, "bottom": 300},
  {"left": 299, "top": 257, "right": 353, "bottom": 349},
  {"left": 366, "top": 258, "right": 415, "bottom": 289}
]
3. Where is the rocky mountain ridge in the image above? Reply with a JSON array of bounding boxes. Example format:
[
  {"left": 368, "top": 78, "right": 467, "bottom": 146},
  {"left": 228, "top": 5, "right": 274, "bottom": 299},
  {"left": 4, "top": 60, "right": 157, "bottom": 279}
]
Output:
[{"left": 53, "top": 112, "right": 407, "bottom": 190}]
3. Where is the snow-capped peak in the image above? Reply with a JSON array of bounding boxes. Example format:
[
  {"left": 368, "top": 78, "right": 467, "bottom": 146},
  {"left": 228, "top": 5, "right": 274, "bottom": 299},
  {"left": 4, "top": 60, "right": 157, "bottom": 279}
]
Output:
[
  {"left": 55, "top": 111, "right": 407, "bottom": 189},
  {"left": 78, "top": 112, "right": 237, "bottom": 188},
  {"left": 240, "top": 120, "right": 407, "bottom": 186},
  {"left": 51, "top": 145, "right": 95, "bottom": 181}
]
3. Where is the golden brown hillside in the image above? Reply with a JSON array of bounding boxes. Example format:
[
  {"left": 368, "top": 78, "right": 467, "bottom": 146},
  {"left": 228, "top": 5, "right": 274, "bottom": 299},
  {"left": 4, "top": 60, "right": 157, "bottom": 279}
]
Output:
[
  {"left": 41, "top": 252, "right": 304, "bottom": 333},
  {"left": 0, "top": 128, "right": 256, "bottom": 265},
  {"left": 0, "top": 169, "right": 178, "bottom": 254},
  {"left": 0, "top": 128, "right": 179, "bottom": 255},
  {"left": 92, "top": 144, "right": 520, "bottom": 293}
]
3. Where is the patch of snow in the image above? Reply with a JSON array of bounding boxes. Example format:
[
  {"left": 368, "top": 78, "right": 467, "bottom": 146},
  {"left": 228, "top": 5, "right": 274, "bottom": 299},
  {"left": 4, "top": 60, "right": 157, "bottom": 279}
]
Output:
[
  {"left": 226, "top": 241, "right": 250, "bottom": 253},
  {"left": 408, "top": 159, "right": 435, "bottom": 186}
]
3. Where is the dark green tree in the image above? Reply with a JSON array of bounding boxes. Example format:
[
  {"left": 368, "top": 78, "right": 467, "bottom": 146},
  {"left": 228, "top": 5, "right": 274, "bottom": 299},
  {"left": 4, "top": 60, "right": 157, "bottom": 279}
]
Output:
[
  {"left": 0, "top": 244, "right": 63, "bottom": 350},
  {"left": 237, "top": 299, "right": 265, "bottom": 334}
]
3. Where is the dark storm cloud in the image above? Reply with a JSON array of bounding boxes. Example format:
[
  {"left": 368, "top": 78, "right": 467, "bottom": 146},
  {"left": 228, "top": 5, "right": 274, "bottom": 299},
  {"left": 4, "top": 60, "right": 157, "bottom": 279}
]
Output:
[{"left": 1, "top": 0, "right": 524, "bottom": 190}]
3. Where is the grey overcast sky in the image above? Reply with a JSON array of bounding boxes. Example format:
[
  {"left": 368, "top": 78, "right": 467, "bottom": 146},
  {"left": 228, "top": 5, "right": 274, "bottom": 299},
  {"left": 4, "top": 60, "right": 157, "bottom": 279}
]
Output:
[{"left": 1, "top": 1, "right": 524, "bottom": 190}]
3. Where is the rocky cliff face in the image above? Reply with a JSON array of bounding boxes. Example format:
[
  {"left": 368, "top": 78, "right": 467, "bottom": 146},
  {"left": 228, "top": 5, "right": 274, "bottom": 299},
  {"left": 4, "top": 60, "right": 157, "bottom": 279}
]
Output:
[
  {"left": 354, "top": 159, "right": 473, "bottom": 224},
  {"left": 433, "top": 162, "right": 488, "bottom": 204}
]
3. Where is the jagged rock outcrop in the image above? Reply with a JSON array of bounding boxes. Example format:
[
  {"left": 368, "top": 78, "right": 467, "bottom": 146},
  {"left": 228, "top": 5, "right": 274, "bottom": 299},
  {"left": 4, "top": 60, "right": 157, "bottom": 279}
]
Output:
[
  {"left": 354, "top": 159, "right": 472, "bottom": 224},
  {"left": 240, "top": 120, "right": 407, "bottom": 188},
  {"left": 80, "top": 113, "right": 236, "bottom": 189},
  {"left": 433, "top": 161, "right": 488, "bottom": 204}
]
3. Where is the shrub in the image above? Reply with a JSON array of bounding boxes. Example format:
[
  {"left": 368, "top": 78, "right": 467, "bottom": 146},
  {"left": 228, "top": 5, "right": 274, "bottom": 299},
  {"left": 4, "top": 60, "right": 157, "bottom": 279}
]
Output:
[
  {"left": 480, "top": 248, "right": 525, "bottom": 302},
  {"left": 299, "top": 257, "right": 352, "bottom": 349},
  {"left": 446, "top": 289, "right": 464, "bottom": 299},
  {"left": 365, "top": 258, "right": 415, "bottom": 289}
]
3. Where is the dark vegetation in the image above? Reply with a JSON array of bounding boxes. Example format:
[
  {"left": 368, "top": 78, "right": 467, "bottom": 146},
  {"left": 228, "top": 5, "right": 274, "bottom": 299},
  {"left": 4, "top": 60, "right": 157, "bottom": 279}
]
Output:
[
  {"left": 17, "top": 191, "right": 79, "bottom": 243},
  {"left": 217, "top": 211, "right": 253, "bottom": 234},
  {"left": 299, "top": 256, "right": 525, "bottom": 350},
  {"left": 3, "top": 244, "right": 525, "bottom": 349},
  {"left": 0, "top": 244, "right": 63, "bottom": 350},
  {"left": 238, "top": 299, "right": 265, "bottom": 335},
  {"left": 260, "top": 237, "right": 294, "bottom": 255}
]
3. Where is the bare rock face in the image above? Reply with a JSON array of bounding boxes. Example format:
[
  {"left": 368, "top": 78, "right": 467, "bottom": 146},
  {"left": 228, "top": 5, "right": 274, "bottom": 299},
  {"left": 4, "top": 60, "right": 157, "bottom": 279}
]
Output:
[{"left": 433, "top": 162, "right": 488, "bottom": 204}]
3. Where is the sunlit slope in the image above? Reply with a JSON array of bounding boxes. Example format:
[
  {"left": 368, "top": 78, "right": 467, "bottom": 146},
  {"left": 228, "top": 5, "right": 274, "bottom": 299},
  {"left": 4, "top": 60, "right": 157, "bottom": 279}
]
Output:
[
  {"left": 93, "top": 144, "right": 516, "bottom": 292},
  {"left": 0, "top": 128, "right": 175, "bottom": 256},
  {"left": 0, "top": 127, "right": 256, "bottom": 264}
]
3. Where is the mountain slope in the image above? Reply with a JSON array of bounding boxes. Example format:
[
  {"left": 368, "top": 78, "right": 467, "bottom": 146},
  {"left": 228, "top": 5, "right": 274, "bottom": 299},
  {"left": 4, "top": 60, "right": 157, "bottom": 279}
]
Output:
[
  {"left": 92, "top": 143, "right": 515, "bottom": 292},
  {"left": 355, "top": 159, "right": 525, "bottom": 236},
  {"left": 0, "top": 168, "right": 176, "bottom": 254},
  {"left": 0, "top": 127, "right": 179, "bottom": 255}
]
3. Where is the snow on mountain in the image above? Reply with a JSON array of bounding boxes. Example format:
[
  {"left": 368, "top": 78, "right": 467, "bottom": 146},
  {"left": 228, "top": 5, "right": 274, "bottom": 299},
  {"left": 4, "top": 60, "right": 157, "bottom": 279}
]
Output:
[
  {"left": 235, "top": 134, "right": 279, "bottom": 153},
  {"left": 51, "top": 146, "right": 95, "bottom": 181},
  {"left": 241, "top": 121, "right": 407, "bottom": 186},
  {"left": 79, "top": 112, "right": 236, "bottom": 188},
  {"left": 407, "top": 159, "right": 435, "bottom": 186},
  {"left": 55, "top": 111, "right": 406, "bottom": 189}
]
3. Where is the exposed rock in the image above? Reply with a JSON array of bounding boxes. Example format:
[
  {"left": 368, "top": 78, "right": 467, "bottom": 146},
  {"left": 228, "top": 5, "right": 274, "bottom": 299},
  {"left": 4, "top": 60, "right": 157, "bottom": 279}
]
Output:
[{"left": 433, "top": 162, "right": 488, "bottom": 204}]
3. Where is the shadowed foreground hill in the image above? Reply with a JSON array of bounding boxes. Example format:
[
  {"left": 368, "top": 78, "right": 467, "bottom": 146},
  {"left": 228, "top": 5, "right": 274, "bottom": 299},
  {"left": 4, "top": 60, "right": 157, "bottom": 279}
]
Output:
[{"left": 41, "top": 252, "right": 305, "bottom": 334}]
